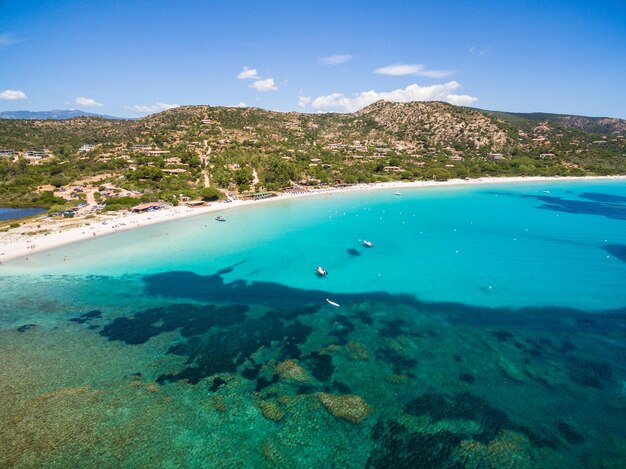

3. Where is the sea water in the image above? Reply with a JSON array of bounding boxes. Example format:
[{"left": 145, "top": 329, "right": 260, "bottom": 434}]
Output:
[{"left": 1, "top": 180, "right": 625, "bottom": 467}]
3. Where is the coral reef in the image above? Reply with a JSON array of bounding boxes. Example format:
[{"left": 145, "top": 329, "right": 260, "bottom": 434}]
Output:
[
  {"left": 316, "top": 393, "right": 372, "bottom": 424},
  {"left": 276, "top": 359, "right": 310, "bottom": 382},
  {"left": 259, "top": 400, "right": 285, "bottom": 422}
]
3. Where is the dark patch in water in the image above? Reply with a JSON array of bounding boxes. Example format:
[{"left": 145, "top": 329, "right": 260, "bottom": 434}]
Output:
[
  {"left": 332, "top": 381, "right": 351, "bottom": 394},
  {"left": 404, "top": 392, "right": 557, "bottom": 448},
  {"left": 241, "top": 364, "right": 262, "bottom": 380},
  {"left": 489, "top": 191, "right": 626, "bottom": 221},
  {"left": 567, "top": 357, "right": 614, "bottom": 389},
  {"left": 330, "top": 315, "right": 355, "bottom": 345},
  {"left": 100, "top": 304, "right": 248, "bottom": 345},
  {"left": 367, "top": 420, "right": 463, "bottom": 468},
  {"left": 555, "top": 421, "right": 585, "bottom": 445},
  {"left": 302, "top": 352, "right": 334, "bottom": 381},
  {"left": 70, "top": 310, "right": 102, "bottom": 324},
  {"left": 16, "top": 324, "right": 36, "bottom": 332},
  {"left": 492, "top": 330, "right": 514, "bottom": 342},
  {"left": 604, "top": 244, "right": 626, "bottom": 263},
  {"left": 459, "top": 373, "right": 475, "bottom": 384},
  {"left": 380, "top": 319, "right": 406, "bottom": 338},
  {"left": 255, "top": 375, "right": 279, "bottom": 392},
  {"left": 347, "top": 248, "right": 360, "bottom": 256},
  {"left": 579, "top": 192, "right": 626, "bottom": 204},
  {"left": 354, "top": 309, "right": 374, "bottom": 325},
  {"left": 209, "top": 377, "right": 227, "bottom": 392},
  {"left": 375, "top": 347, "right": 417, "bottom": 372},
  {"left": 157, "top": 316, "right": 311, "bottom": 384}
]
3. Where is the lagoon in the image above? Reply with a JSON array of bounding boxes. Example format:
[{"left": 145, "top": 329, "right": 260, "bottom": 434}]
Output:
[{"left": 0, "top": 207, "right": 46, "bottom": 221}]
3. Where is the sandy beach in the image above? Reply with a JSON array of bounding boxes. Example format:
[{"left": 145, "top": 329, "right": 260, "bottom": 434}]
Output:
[{"left": 1, "top": 175, "right": 624, "bottom": 264}]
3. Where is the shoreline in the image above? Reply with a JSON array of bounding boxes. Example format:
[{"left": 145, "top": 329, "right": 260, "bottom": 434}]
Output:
[{"left": 1, "top": 175, "right": 624, "bottom": 264}]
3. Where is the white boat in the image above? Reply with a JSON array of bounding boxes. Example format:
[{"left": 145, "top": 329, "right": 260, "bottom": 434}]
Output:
[
  {"left": 326, "top": 298, "right": 340, "bottom": 307},
  {"left": 394, "top": 192, "right": 402, "bottom": 196},
  {"left": 362, "top": 240, "right": 373, "bottom": 248},
  {"left": 215, "top": 215, "right": 226, "bottom": 222},
  {"left": 316, "top": 266, "right": 328, "bottom": 276}
]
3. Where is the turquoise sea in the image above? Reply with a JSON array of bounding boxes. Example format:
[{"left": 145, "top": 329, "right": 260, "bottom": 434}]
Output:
[{"left": 1, "top": 180, "right": 625, "bottom": 468}]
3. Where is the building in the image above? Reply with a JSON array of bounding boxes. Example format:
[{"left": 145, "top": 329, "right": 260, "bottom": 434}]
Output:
[
  {"left": 146, "top": 150, "right": 170, "bottom": 156},
  {"left": 383, "top": 166, "right": 403, "bottom": 172},
  {"left": 0, "top": 149, "right": 16, "bottom": 158},
  {"left": 79, "top": 144, "right": 96, "bottom": 153},
  {"left": 488, "top": 153, "right": 505, "bottom": 160},
  {"left": 26, "top": 149, "right": 52, "bottom": 159},
  {"left": 128, "top": 145, "right": 153, "bottom": 152}
]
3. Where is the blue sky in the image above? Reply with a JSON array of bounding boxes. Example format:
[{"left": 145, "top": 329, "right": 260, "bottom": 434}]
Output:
[{"left": 1, "top": 0, "right": 625, "bottom": 118}]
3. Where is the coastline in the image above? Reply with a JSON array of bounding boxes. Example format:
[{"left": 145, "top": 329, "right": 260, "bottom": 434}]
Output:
[{"left": 1, "top": 175, "right": 624, "bottom": 264}]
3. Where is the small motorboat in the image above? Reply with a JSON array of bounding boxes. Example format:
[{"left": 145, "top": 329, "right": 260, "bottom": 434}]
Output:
[
  {"left": 394, "top": 192, "right": 402, "bottom": 196},
  {"left": 326, "top": 298, "right": 340, "bottom": 307},
  {"left": 362, "top": 240, "right": 374, "bottom": 248},
  {"left": 316, "top": 266, "right": 328, "bottom": 276},
  {"left": 215, "top": 215, "right": 226, "bottom": 222}
]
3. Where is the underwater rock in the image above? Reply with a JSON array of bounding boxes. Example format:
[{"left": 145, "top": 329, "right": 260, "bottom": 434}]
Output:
[
  {"left": 277, "top": 396, "right": 291, "bottom": 406},
  {"left": 345, "top": 341, "right": 369, "bottom": 360},
  {"left": 316, "top": 393, "right": 372, "bottom": 424},
  {"left": 145, "top": 382, "right": 160, "bottom": 393},
  {"left": 384, "top": 373, "right": 409, "bottom": 385},
  {"left": 261, "top": 438, "right": 292, "bottom": 467},
  {"left": 455, "top": 430, "right": 534, "bottom": 469},
  {"left": 69, "top": 310, "right": 102, "bottom": 324},
  {"left": 259, "top": 400, "right": 285, "bottom": 422},
  {"left": 276, "top": 359, "right": 310, "bottom": 382},
  {"left": 212, "top": 395, "right": 227, "bottom": 412},
  {"left": 16, "top": 324, "right": 36, "bottom": 333}
]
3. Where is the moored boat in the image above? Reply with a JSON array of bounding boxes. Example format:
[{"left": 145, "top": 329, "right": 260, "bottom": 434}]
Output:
[{"left": 316, "top": 266, "right": 328, "bottom": 276}]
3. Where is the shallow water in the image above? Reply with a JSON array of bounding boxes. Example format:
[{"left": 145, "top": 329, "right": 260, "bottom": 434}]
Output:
[{"left": 1, "top": 180, "right": 625, "bottom": 467}]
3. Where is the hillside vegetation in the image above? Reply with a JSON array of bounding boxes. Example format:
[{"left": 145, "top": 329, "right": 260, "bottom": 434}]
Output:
[{"left": 0, "top": 100, "right": 624, "bottom": 209}]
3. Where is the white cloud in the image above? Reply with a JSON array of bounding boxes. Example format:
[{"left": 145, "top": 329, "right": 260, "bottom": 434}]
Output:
[
  {"left": 250, "top": 78, "right": 278, "bottom": 92},
  {"left": 0, "top": 89, "right": 27, "bottom": 100},
  {"left": 0, "top": 33, "right": 22, "bottom": 48},
  {"left": 311, "top": 81, "right": 478, "bottom": 113},
  {"left": 319, "top": 54, "right": 353, "bottom": 65},
  {"left": 298, "top": 96, "right": 312, "bottom": 108},
  {"left": 234, "top": 101, "right": 247, "bottom": 107},
  {"left": 374, "top": 63, "right": 454, "bottom": 79},
  {"left": 237, "top": 66, "right": 259, "bottom": 80},
  {"left": 74, "top": 96, "right": 103, "bottom": 107},
  {"left": 124, "top": 102, "right": 179, "bottom": 113}
]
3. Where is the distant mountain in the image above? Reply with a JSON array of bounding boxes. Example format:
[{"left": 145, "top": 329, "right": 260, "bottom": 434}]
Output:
[
  {"left": 482, "top": 110, "right": 626, "bottom": 136},
  {"left": 0, "top": 110, "right": 127, "bottom": 120}
]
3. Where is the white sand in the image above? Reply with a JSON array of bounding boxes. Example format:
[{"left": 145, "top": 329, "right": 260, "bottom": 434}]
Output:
[{"left": 1, "top": 175, "right": 624, "bottom": 263}]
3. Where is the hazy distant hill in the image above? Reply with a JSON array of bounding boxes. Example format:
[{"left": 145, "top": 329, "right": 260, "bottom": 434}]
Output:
[
  {"left": 483, "top": 110, "right": 626, "bottom": 136},
  {"left": 0, "top": 110, "right": 126, "bottom": 120}
]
